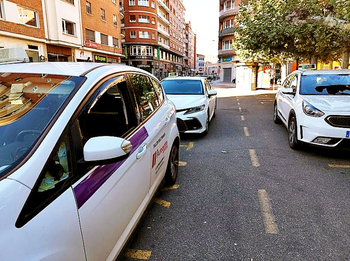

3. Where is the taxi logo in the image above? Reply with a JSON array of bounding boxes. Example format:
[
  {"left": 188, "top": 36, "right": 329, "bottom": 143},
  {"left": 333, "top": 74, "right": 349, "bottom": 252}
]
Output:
[{"left": 152, "top": 141, "right": 168, "bottom": 168}]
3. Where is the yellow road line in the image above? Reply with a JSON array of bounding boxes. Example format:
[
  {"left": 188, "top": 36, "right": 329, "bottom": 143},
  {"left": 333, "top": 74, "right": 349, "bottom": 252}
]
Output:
[
  {"left": 178, "top": 161, "right": 187, "bottom": 167},
  {"left": 125, "top": 249, "right": 152, "bottom": 260},
  {"left": 154, "top": 198, "right": 171, "bottom": 208},
  {"left": 258, "top": 189, "right": 279, "bottom": 234},
  {"left": 244, "top": 127, "right": 250, "bottom": 137},
  {"left": 180, "top": 142, "right": 194, "bottom": 151},
  {"left": 161, "top": 184, "right": 180, "bottom": 191},
  {"left": 241, "top": 115, "right": 245, "bottom": 121},
  {"left": 328, "top": 164, "right": 350, "bottom": 168},
  {"left": 249, "top": 149, "right": 260, "bottom": 167}
]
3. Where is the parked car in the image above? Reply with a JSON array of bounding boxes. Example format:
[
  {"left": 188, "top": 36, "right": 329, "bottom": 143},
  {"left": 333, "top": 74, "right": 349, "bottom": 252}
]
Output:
[
  {"left": 273, "top": 69, "right": 350, "bottom": 149},
  {"left": 0, "top": 60, "right": 179, "bottom": 260},
  {"left": 161, "top": 77, "right": 217, "bottom": 135}
]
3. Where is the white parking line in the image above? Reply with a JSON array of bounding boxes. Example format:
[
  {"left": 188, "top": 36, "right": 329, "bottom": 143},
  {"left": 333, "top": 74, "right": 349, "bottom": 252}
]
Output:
[
  {"left": 258, "top": 189, "right": 279, "bottom": 234},
  {"left": 249, "top": 149, "right": 260, "bottom": 167},
  {"left": 239, "top": 107, "right": 242, "bottom": 112},
  {"left": 241, "top": 115, "right": 245, "bottom": 121},
  {"left": 244, "top": 127, "right": 250, "bottom": 137}
]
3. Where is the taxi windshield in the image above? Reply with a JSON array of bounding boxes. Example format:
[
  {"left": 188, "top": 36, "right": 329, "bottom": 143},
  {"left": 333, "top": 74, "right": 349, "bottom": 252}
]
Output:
[
  {"left": 162, "top": 80, "right": 204, "bottom": 95},
  {"left": 0, "top": 73, "right": 85, "bottom": 178},
  {"left": 300, "top": 74, "right": 350, "bottom": 95}
]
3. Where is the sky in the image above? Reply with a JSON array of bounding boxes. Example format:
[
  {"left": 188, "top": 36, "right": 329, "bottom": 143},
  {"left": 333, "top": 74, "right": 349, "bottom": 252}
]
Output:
[{"left": 182, "top": 0, "right": 218, "bottom": 59}]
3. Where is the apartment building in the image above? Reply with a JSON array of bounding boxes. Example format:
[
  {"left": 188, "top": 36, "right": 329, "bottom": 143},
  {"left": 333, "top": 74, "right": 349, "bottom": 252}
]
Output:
[
  {"left": 0, "top": 0, "right": 46, "bottom": 62},
  {"left": 196, "top": 53, "right": 205, "bottom": 75},
  {"left": 184, "top": 21, "right": 195, "bottom": 75},
  {"left": 0, "top": 0, "right": 123, "bottom": 62},
  {"left": 218, "top": 0, "right": 240, "bottom": 82},
  {"left": 81, "top": 0, "right": 123, "bottom": 62}
]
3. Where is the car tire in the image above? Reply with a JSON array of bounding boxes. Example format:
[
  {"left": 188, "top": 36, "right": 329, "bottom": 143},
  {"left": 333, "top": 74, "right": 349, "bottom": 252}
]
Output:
[
  {"left": 164, "top": 142, "right": 179, "bottom": 186},
  {"left": 288, "top": 116, "right": 301, "bottom": 150},
  {"left": 273, "top": 102, "right": 281, "bottom": 124}
]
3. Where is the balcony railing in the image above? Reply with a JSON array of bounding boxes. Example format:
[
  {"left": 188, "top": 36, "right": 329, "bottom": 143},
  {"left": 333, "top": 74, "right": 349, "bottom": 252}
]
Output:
[
  {"left": 157, "top": 14, "right": 170, "bottom": 25},
  {"left": 219, "top": 27, "right": 236, "bottom": 38},
  {"left": 219, "top": 7, "right": 238, "bottom": 20},
  {"left": 157, "top": 0, "right": 169, "bottom": 12},
  {"left": 218, "top": 49, "right": 236, "bottom": 56}
]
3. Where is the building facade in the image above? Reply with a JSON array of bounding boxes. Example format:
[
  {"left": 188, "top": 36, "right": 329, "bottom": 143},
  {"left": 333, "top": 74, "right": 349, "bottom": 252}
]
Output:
[
  {"left": 184, "top": 21, "right": 195, "bottom": 75},
  {"left": 196, "top": 53, "right": 205, "bottom": 75},
  {"left": 218, "top": 0, "right": 241, "bottom": 82},
  {"left": 0, "top": 0, "right": 46, "bottom": 62}
]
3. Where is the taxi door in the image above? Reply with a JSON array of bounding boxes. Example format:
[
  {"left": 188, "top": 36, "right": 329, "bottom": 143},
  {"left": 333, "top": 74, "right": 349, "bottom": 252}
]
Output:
[{"left": 73, "top": 75, "right": 151, "bottom": 261}]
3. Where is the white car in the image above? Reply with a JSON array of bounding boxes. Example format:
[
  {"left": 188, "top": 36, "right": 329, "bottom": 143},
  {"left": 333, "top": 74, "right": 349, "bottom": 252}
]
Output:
[
  {"left": 161, "top": 77, "right": 217, "bottom": 134},
  {"left": 0, "top": 60, "right": 179, "bottom": 260},
  {"left": 274, "top": 69, "right": 350, "bottom": 149}
]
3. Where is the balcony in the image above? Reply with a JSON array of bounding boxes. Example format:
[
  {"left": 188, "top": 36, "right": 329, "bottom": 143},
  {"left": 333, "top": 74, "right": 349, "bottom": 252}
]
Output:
[
  {"left": 219, "top": 7, "right": 238, "bottom": 21},
  {"left": 157, "top": 14, "right": 170, "bottom": 25},
  {"left": 158, "top": 28, "right": 169, "bottom": 38},
  {"left": 219, "top": 27, "right": 236, "bottom": 38},
  {"left": 119, "top": 6, "right": 124, "bottom": 18},
  {"left": 218, "top": 49, "right": 236, "bottom": 57},
  {"left": 157, "top": 0, "right": 169, "bottom": 13}
]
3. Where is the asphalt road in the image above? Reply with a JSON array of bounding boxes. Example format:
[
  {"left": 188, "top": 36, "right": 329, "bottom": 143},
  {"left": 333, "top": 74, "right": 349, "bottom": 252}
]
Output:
[{"left": 119, "top": 89, "right": 350, "bottom": 261}]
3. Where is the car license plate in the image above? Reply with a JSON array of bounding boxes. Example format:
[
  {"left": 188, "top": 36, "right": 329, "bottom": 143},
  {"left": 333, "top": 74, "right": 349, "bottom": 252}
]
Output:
[{"left": 346, "top": 131, "right": 350, "bottom": 138}]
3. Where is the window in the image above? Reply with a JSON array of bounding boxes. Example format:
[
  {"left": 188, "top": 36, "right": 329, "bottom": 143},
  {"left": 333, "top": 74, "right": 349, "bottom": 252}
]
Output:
[
  {"left": 86, "top": 29, "right": 95, "bottom": 41},
  {"left": 62, "top": 20, "right": 75, "bottom": 36},
  {"left": 63, "top": 0, "right": 74, "bottom": 4},
  {"left": 224, "top": 0, "right": 235, "bottom": 10},
  {"left": 130, "top": 15, "right": 136, "bottom": 22},
  {"left": 113, "top": 14, "right": 117, "bottom": 26},
  {"left": 152, "top": 33, "right": 155, "bottom": 40},
  {"left": 101, "top": 34, "right": 108, "bottom": 45},
  {"left": 112, "top": 0, "right": 116, "bottom": 3},
  {"left": 151, "top": 1, "right": 155, "bottom": 8},
  {"left": 17, "top": 7, "right": 38, "bottom": 27},
  {"left": 0, "top": 1, "right": 3, "bottom": 19},
  {"left": 139, "top": 31, "right": 150, "bottom": 39},
  {"left": 86, "top": 1, "right": 92, "bottom": 14},
  {"left": 138, "top": 0, "right": 149, "bottom": 6},
  {"left": 129, "top": 74, "right": 159, "bottom": 120},
  {"left": 129, "top": 0, "right": 135, "bottom": 5},
  {"left": 101, "top": 8, "right": 106, "bottom": 20},
  {"left": 222, "top": 40, "right": 232, "bottom": 50},
  {"left": 130, "top": 46, "right": 153, "bottom": 56},
  {"left": 152, "top": 17, "right": 155, "bottom": 24},
  {"left": 130, "top": 31, "right": 136, "bottom": 38},
  {"left": 113, "top": 37, "right": 119, "bottom": 47},
  {"left": 138, "top": 15, "right": 149, "bottom": 23}
]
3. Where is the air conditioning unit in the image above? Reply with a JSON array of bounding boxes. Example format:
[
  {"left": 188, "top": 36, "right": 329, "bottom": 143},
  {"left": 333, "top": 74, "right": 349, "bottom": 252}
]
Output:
[{"left": 0, "top": 47, "right": 30, "bottom": 64}]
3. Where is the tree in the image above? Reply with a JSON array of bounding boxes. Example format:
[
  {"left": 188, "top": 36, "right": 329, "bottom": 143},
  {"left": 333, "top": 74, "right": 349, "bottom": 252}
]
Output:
[{"left": 234, "top": 0, "right": 350, "bottom": 67}]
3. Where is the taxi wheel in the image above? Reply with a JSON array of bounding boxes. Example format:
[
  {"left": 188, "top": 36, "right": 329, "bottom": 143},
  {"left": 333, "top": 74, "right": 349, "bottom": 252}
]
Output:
[
  {"left": 273, "top": 102, "right": 281, "bottom": 124},
  {"left": 288, "top": 116, "right": 301, "bottom": 150},
  {"left": 165, "top": 143, "right": 179, "bottom": 186}
]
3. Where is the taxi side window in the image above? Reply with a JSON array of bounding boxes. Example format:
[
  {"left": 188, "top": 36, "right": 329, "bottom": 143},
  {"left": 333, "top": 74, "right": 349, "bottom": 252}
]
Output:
[
  {"left": 290, "top": 75, "right": 298, "bottom": 94},
  {"left": 129, "top": 74, "right": 160, "bottom": 121},
  {"left": 16, "top": 132, "right": 73, "bottom": 227},
  {"left": 150, "top": 78, "right": 164, "bottom": 103}
]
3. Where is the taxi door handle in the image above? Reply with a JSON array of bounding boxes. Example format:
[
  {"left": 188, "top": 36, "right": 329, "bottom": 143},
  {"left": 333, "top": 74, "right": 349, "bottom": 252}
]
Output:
[
  {"left": 165, "top": 116, "right": 171, "bottom": 126},
  {"left": 136, "top": 144, "right": 147, "bottom": 160}
]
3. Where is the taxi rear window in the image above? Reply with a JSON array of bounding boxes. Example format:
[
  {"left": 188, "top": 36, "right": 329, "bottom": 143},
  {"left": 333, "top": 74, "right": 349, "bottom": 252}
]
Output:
[{"left": 0, "top": 73, "right": 85, "bottom": 178}]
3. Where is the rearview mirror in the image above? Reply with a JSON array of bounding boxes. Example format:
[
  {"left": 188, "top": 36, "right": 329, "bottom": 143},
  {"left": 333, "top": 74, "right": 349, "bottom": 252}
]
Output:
[
  {"left": 282, "top": 87, "right": 295, "bottom": 95},
  {"left": 208, "top": 90, "right": 217, "bottom": 97}
]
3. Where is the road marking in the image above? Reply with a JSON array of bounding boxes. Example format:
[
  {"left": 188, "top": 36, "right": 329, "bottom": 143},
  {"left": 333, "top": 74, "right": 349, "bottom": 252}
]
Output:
[
  {"left": 179, "top": 161, "right": 187, "bottom": 167},
  {"left": 258, "top": 189, "right": 279, "bottom": 234},
  {"left": 244, "top": 127, "right": 250, "bottom": 137},
  {"left": 238, "top": 102, "right": 240, "bottom": 105},
  {"left": 154, "top": 198, "right": 171, "bottom": 208},
  {"left": 239, "top": 107, "right": 242, "bottom": 112},
  {"left": 249, "top": 149, "right": 260, "bottom": 167},
  {"left": 125, "top": 249, "right": 152, "bottom": 260},
  {"left": 161, "top": 184, "right": 180, "bottom": 191},
  {"left": 329, "top": 164, "right": 350, "bottom": 168},
  {"left": 261, "top": 102, "right": 264, "bottom": 104},
  {"left": 237, "top": 98, "right": 240, "bottom": 101},
  {"left": 241, "top": 115, "right": 245, "bottom": 121},
  {"left": 180, "top": 142, "right": 194, "bottom": 151}
]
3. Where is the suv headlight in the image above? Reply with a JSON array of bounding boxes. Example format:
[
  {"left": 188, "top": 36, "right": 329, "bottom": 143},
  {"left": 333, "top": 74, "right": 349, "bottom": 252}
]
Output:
[
  {"left": 302, "top": 100, "right": 324, "bottom": 117},
  {"left": 184, "top": 105, "right": 205, "bottom": 115}
]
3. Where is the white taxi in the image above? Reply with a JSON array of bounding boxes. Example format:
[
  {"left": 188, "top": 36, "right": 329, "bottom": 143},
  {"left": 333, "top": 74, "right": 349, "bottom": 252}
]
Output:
[
  {"left": 0, "top": 57, "right": 179, "bottom": 260},
  {"left": 274, "top": 69, "right": 350, "bottom": 149},
  {"left": 161, "top": 77, "right": 217, "bottom": 135}
]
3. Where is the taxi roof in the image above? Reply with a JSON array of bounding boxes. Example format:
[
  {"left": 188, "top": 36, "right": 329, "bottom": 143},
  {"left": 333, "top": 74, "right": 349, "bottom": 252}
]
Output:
[
  {"left": 298, "top": 69, "right": 350, "bottom": 76},
  {"left": 0, "top": 62, "right": 135, "bottom": 77}
]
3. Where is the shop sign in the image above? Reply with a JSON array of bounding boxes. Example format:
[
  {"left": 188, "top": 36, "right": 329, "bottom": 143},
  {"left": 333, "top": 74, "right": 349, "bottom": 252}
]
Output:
[
  {"left": 94, "top": 55, "right": 107, "bottom": 62},
  {"left": 135, "top": 55, "right": 150, "bottom": 59},
  {"left": 138, "top": 64, "right": 150, "bottom": 68},
  {"left": 84, "top": 40, "right": 98, "bottom": 49},
  {"left": 222, "top": 57, "right": 233, "bottom": 62}
]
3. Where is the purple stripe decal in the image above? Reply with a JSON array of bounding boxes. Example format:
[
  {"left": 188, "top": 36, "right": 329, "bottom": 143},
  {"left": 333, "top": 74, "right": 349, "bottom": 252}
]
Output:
[{"left": 74, "top": 127, "right": 149, "bottom": 209}]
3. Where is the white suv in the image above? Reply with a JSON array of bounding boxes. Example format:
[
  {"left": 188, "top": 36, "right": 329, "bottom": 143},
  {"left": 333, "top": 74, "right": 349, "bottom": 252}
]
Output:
[
  {"left": 0, "top": 61, "right": 179, "bottom": 260},
  {"left": 274, "top": 69, "right": 350, "bottom": 149}
]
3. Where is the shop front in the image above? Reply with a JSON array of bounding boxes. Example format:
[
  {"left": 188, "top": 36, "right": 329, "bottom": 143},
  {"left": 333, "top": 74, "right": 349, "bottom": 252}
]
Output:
[{"left": 47, "top": 45, "right": 72, "bottom": 62}]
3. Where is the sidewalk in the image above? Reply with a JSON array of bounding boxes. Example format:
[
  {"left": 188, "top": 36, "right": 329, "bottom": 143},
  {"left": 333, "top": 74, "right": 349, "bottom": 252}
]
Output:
[{"left": 211, "top": 80, "right": 280, "bottom": 97}]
